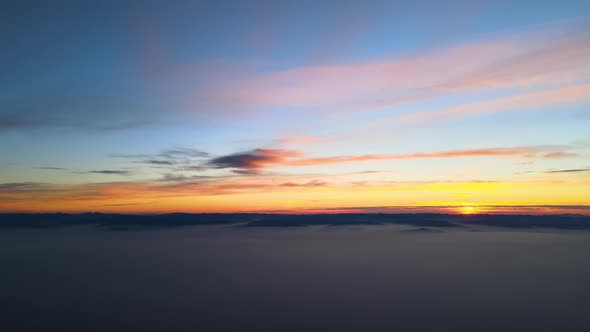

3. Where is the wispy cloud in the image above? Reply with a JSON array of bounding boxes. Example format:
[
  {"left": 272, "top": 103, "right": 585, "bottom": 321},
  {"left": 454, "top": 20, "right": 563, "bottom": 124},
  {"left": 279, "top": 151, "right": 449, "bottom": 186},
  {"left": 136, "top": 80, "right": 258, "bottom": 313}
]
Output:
[
  {"left": 78, "top": 170, "right": 133, "bottom": 176},
  {"left": 198, "top": 24, "right": 590, "bottom": 113},
  {"left": 515, "top": 166, "right": 590, "bottom": 175},
  {"left": 198, "top": 145, "right": 579, "bottom": 173},
  {"left": 111, "top": 147, "right": 209, "bottom": 169},
  {"left": 545, "top": 167, "right": 590, "bottom": 174},
  {"left": 0, "top": 115, "right": 54, "bottom": 130},
  {"left": 280, "top": 180, "right": 328, "bottom": 187},
  {"left": 286, "top": 147, "right": 556, "bottom": 166},
  {"left": 0, "top": 182, "right": 46, "bottom": 191},
  {"left": 395, "top": 83, "right": 590, "bottom": 123},
  {"left": 143, "top": 160, "right": 176, "bottom": 166},
  {"left": 0, "top": 182, "right": 72, "bottom": 202},
  {"left": 276, "top": 136, "right": 317, "bottom": 145},
  {"left": 0, "top": 113, "right": 153, "bottom": 132},
  {"left": 35, "top": 167, "right": 133, "bottom": 176},
  {"left": 513, "top": 161, "right": 535, "bottom": 166},
  {"left": 158, "top": 148, "right": 210, "bottom": 158},
  {"left": 158, "top": 173, "right": 214, "bottom": 182},
  {"left": 112, "top": 148, "right": 209, "bottom": 160}
]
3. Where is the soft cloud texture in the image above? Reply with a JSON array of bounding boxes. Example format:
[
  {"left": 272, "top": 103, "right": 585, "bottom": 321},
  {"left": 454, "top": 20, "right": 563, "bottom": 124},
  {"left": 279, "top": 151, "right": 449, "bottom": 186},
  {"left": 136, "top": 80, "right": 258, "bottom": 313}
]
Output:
[
  {"left": 204, "top": 145, "right": 579, "bottom": 170},
  {"left": 198, "top": 24, "right": 590, "bottom": 112}
]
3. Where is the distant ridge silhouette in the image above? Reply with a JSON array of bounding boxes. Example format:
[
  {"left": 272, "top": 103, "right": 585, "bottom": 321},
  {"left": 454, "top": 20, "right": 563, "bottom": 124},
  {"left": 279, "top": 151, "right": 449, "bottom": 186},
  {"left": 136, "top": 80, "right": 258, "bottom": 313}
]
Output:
[{"left": 1, "top": 213, "right": 589, "bottom": 230}]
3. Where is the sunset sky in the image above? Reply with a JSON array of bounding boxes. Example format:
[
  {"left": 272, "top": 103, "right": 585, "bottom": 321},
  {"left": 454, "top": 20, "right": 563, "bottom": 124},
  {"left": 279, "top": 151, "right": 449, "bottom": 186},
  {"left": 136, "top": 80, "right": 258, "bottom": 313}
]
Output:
[{"left": 1, "top": 0, "right": 589, "bottom": 214}]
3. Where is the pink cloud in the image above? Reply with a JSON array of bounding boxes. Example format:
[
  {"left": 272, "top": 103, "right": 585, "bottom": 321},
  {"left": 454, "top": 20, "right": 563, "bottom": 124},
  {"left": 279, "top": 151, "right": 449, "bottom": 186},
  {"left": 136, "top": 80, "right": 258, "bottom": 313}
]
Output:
[
  {"left": 285, "top": 146, "right": 577, "bottom": 167},
  {"left": 201, "top": 24, "right": 590, "bottom": 111},
  {"left": 204, "top": 145, "right": 579, "bottom": 172},
  {"left": 277, "top": 136, "right": 317, "bottom": 145},
  {"left": 397, "top": 83, "right": 590, "bottom": 123}
]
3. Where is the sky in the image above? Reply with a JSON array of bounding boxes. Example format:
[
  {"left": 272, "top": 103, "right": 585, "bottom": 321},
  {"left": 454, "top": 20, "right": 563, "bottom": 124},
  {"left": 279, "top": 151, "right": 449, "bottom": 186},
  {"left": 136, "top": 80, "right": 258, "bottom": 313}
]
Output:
[{"left": 1, "top": 0, "right": 589, "bottom": 214}]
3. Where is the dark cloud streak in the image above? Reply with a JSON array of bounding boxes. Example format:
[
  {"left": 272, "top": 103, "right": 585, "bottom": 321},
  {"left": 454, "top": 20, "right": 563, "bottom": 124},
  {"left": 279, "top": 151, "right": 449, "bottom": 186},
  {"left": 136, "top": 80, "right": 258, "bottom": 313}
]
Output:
[
  {"left": 280, "top": 180, "right": 328, "bottom": 187},
  {"left": 545, "top": 167, "right": 590, "bottom": 174},
  {"left": 111, "top": 148, "right": 210, "bottom": 171},
  {"left": 207, "top": 149, "right": 301, "bottom": 173},
  {"left": 0, "top": 114, "right": 153, "bottom": 132},
  {"left": 72, "top": 170, "right": 133, "bottom": 176},
  {"left": 0, "top": 182, "right": 45, "bottom": 190}
]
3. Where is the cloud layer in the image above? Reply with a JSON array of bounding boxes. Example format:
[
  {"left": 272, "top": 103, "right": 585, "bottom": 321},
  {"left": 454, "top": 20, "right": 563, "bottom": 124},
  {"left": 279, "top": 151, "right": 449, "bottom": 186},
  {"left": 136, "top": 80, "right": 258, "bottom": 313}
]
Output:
[{"left": 199, "top": 145, "right": 581, "bottom": 173}]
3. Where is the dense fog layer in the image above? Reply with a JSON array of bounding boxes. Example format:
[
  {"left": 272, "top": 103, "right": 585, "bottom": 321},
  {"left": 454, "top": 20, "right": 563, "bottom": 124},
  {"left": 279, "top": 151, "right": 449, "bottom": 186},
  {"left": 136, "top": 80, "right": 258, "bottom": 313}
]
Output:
[{"left": 1, "top": 225, "right": 589, "bottom": 332}]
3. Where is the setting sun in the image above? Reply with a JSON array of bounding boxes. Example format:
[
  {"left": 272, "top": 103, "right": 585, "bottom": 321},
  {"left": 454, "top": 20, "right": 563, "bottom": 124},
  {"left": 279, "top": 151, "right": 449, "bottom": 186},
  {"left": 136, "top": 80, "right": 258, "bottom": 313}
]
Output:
[{"left": 459, "top": 206, "right": 479, "bottom": 215}]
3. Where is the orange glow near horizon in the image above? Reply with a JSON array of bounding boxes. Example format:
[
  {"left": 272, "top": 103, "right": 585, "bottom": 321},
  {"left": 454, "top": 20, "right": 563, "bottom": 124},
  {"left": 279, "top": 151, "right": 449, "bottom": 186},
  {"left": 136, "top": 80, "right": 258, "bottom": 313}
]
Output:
[
  {"left": 458, "top": 206, "right": 478, "bottom": 215},
  {"left": 1, "top": 177, "right": 589, "bottom": 215}
]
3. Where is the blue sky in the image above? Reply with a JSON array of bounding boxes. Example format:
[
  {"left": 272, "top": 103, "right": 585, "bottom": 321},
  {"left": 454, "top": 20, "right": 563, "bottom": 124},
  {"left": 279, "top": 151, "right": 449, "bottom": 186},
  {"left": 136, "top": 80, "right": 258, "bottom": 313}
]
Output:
[{"left": 1, "top": 0, "right": 589, "bottom": 213}]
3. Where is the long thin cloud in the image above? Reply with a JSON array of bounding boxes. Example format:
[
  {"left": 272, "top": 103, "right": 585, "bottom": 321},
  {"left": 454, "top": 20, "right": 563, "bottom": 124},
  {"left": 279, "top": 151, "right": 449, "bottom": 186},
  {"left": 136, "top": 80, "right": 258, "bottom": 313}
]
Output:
[
  {"left": 204, "top": 145, "right": 578, "bottom": 173},
  {"left": 286, "top": 146, "right": 577, "bottom": 167},
  {"left": 395, "top": 83, "right": 590, "bottom": 123}
]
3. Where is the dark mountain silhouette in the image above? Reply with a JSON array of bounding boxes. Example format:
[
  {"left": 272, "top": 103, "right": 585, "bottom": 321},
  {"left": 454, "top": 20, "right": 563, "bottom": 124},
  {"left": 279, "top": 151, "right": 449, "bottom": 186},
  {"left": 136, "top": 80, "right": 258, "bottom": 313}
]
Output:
[{"left": 1, "top": 213, "right": 589, "bottom": 230}]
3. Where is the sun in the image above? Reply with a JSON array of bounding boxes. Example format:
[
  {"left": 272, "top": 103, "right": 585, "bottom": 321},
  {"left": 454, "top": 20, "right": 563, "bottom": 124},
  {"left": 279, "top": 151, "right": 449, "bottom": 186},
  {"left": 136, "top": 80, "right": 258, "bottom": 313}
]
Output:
[{"left": 458, "top": 206, "right": 478, "bottom": 215}]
